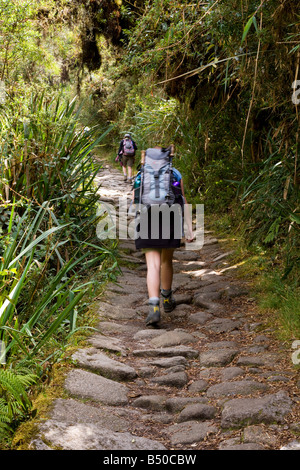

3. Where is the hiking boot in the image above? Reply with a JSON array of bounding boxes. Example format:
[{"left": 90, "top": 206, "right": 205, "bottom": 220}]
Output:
[
  {"left": 124, "top": 175, "right": 127, "bottom": 182},
  {"left": 161, "top": 289, "right": 176, "bottom": 313},
  {"left": 127, "top": 177, "right": 132, "bottom": 184},
  {"left": 146, "top": 301, "right": 161, "bottom": 327}
]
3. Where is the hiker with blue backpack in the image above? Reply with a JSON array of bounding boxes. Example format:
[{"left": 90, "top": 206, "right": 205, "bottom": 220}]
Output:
[
  {"left": 132, "top": 145, "right": 194, "bottom": 327},
  {"left": 117, "top": 133, "right": 137, "bottom": 184}
]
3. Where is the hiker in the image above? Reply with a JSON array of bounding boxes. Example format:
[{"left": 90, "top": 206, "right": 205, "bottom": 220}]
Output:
[
  {"left": 117, "top": 133, "right": 137, "bottom": 184},
  {"left": 132, "top": 145, "right": 194, "bottom": 327}
]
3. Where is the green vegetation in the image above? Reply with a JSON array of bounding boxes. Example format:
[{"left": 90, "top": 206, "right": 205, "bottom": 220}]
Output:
[
  {"left": 0, "top": 0, "right": 299, "bottom": 446},
  {"left": 0, "top": 0, "right": 120, "bottom": 445}
]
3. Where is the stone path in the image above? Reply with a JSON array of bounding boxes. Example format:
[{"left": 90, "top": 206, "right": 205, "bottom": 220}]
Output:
[{"left": 30, "top": 163, "right": 300, "bottom": 451}]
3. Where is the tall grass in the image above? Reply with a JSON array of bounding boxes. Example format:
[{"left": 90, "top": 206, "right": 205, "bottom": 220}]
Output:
[
  {"left": 0, "top": 202, "right": 88, "bottom": 362},
  {"left": 0, "top": 91, "right": 117, "bottom": 441},
  {"left": 256, "top": 271, "right": 300, "bottom": 340},
  {"left": 240, "top": 146, "right": 299, "bottom": 278}
]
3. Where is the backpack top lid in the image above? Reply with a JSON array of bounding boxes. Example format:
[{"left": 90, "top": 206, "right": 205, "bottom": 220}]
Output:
[{"left": 145, "top": 147, "right": 171, "bottom": 161}]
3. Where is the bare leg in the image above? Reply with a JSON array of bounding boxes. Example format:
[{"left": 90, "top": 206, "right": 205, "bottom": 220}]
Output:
[
  {"left": 161, "top": 248, "right": 176, "bottom": 313},
  {"left": 161, "top": 248, "right": 174, "bottom": 290},
  {"left": 145, "top": 250, "right": 161, "bottom": 326},
  {"left": 145, "top": 250, "right": 161, "bottom": 298},
  {"left": 128, "top": 166, "right": 132, "bottom": 179}
]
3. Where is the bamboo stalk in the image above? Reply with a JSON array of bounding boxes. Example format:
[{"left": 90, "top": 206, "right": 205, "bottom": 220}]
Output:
[
  {"left": 241, "top": 2, "right": 264, "bottom": 168},
  {"left": 294, "top": 51, "right": 299, "bottom": 186}
]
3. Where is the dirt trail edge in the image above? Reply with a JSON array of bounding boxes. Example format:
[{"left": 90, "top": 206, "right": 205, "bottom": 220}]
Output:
[{"left": 30, "top": 163, "right": 300, "bottom": 451}]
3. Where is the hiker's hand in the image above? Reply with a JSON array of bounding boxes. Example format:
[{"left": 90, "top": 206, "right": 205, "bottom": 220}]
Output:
[{"left": 185, "top": 228, "right": 194, "bottom": 243}]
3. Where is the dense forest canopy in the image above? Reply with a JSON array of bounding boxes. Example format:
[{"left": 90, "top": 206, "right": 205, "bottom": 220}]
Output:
[{"left": 0, "top": 0, "right": 299, "bottom": 446}]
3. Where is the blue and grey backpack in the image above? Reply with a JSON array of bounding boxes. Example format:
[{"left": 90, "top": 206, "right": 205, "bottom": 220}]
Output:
[{"left": 133, "top": 147, "right": 183, "bottom": 207}]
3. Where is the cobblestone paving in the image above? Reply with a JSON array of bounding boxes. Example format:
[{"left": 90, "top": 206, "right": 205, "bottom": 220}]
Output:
[{"left": 30, "top": 163, "right": 300, "bottom": 451}]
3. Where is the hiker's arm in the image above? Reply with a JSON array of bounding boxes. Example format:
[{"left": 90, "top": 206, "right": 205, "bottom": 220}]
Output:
[
  {"left": 181, "top": 179, "right": 194, "bottom": 242},
  {"left": 118, "top": 141, "right": 123, "bottom": 155},
  {"left": 180, "top": 179, "right": 187, "bottom": 204}
]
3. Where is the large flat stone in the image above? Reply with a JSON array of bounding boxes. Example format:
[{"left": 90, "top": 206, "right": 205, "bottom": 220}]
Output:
[
  {"left": 221, "top": 391, "right": 293, "bottom": 429},
  {"left": 243, "top": 424, "right": 277, "bottom": 447},
  {"left": 165, "top": 397, "right": 209, "bottom": 413},
  {"left": 38, "top": 420, "right": 166, "bottom": 450},
  {"left": 133, "top": 329, "right": 168, "bottom": 342},
  {"left": 132, "top": 345, "right": 199, "bottom": 359},
  {"left": 221, "top": 367, "right": 245, "bottom": 381},
  {"left": 188, "top": 379, "right": 209, "bottom": 392},
  {"left": 98, "top": 303, "right": 136, "bottom": 320},
  {"left": 194, "top": 291, "right": 222, "bottom": 304},
  {"left": 177, "top": 403, "right": 217, "bottom": 423},
  {"left": 173, "top": 250, "right": 200, "bottom": 261},
  {"left": 172, "top": 293, "right": 193, "bottom": 304},
  {"left": 49, "top": 399, "right": 129, "bottom": 431},
  {"left": 199, "top": 348, "right": 239, "bottom": 367},
  {"left": 65, "top": 369, "right": 129, "bottom": 406},
  {"left": 205, "top": 318, "right": 242, "bottom": 333},
  {"left": 189, "top": 311, "right": 214, "bottom": 325},
  {"left": 150, "top": 330, "right": 197, "bottom": 348},
  {"left": 87, "top": 334, "right": 128, "bottom": 356},
  {"left": 170, "top": 303, "right": 194, "bottom": 319},
  {"left": 108, "top": 293, "right": 145, "bottom": 308},
  {"left": 149, "top": 356, "right": 188, "bottom": 368},
  {"left": 98, "top": 321, "right": 140, "bottom": 336},
  {"left": 166, "top": 420, "right": 218, "bottom": 445},
  {"left": 72, "top": 348, "right": 137, "bottom": 381},
  {"left": 194, "top": 280, "right": 230, "bottom": 294},
  {"left": 236, "top": 353, "right": 278, "bottom": 367},
  {"left": 222, "top": 285, "right": 248, "bottom": 299},
  {"left": 151, "top": 371, "right": 188, "bottom": 388},
  {"left": 132, "top": 395, "right": 167, "bottom": 411},
  {"left": 193, "top": 295, "right": 221, "bottom": 312},
  {"left": 205, "top": 340, "right": 239, "bottom": 350},
  {"left": 172, "top": 274, "right": 194, "bottom": 289},
  {"left": 87, "top": 333, "right": 128, "bottom": 356},
  {"left": 106, "top": 282, "right": 137, "bottom": 295},
  {"left": 206, "top": 380, "right": 268, "bottom": 398}
]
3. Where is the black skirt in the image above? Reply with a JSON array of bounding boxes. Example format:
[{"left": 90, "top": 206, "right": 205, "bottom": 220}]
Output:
[{"left": 134, "top": 204, "right": 183, "bottom": 250}]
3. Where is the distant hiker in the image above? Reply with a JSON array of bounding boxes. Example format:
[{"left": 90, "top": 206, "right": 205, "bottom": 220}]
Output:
[
  {"left": 117, "top": 133, "right": 137, "bottom": 184},
  {"left": 132, "top": 145, "right": 193, "bottom": 327}
]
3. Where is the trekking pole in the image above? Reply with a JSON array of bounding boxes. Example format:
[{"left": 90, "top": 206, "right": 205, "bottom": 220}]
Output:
[
  {"left": 138, "top": 150, "right": 145, "bottom": 212},
  {"left": 170, "top": 144, "right": 175, "bottom": 158},
  {"left": 166, "top": 144, "right": 175, "bottom": 204}
]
